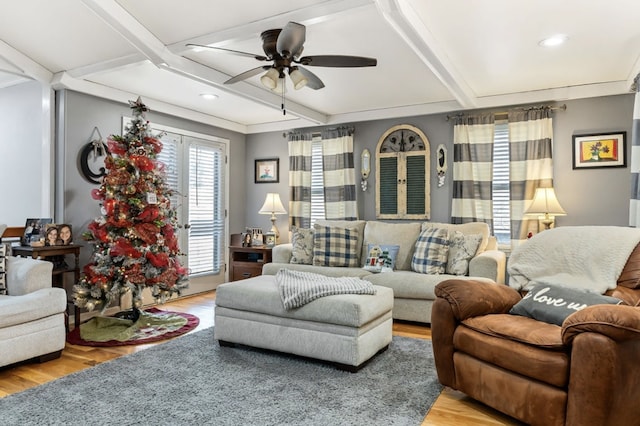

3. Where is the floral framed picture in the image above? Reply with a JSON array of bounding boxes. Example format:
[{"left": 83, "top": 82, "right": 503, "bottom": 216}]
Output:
[
  {"left": 255, "top": 158, "right": 279, "bottom": 183},
  {"left": 572, "top": 132, "right": 626, "bottom": 169}
]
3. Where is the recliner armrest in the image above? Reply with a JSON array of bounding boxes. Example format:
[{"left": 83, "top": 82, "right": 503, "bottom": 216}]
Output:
[
  {"left": 562, "top": 304, "right": 640, "bottom": 345},
  {"left": 435, "top": 279, "right": 521, "bottom": 321}
]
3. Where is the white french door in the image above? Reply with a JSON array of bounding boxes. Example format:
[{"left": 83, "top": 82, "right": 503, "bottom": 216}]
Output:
[{"left": 124, "top": 118, "right": 228, "bottom": 300}]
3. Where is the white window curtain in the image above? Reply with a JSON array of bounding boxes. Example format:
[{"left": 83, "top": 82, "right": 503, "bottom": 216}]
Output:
[
  {"left": 320, "top": 128, "right": 357, "bottom": 220},
  {"left": 288, "top": 133, "right": 313, "bottom": 229},
  {"left": 451, "top": 114, "right": 495, "bottom": 226},
  {"left": 508, "top": 108, "right": 554, "bottom": 246}
]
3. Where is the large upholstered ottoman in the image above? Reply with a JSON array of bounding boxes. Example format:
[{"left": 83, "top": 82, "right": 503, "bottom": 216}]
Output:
[{"left": 214, "top": 275, "right": 393, "bottom": 371}]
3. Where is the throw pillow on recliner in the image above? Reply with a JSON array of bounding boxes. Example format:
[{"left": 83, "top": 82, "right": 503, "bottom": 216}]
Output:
[{"left": 509, "top": 284, "right": 624, "bottom": 326}]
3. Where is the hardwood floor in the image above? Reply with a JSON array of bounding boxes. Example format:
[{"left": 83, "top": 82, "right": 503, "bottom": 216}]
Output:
[{"left": 0, "top": 291, "right": 520, "bottom": 425}]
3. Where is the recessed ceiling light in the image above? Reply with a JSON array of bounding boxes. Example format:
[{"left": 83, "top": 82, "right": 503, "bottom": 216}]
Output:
[
  {"left": 200, "top": 93, "right": 218, "bottom": 100},
  {"left": 539, "top": 34, "right": 568, "bottom": 47}
]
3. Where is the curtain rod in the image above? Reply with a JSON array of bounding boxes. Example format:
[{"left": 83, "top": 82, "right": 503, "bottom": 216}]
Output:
[
  {"left": 283, "top": 125, "right": 355, "bottom": 138},
  {"left": 445, "top": 104, "right": 567, "bottom": 121}
]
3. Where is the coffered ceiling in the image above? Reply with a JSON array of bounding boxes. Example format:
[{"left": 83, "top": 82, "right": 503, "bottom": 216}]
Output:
[{"left": 1, "top": 0, "right": 639, "bottom": 134}]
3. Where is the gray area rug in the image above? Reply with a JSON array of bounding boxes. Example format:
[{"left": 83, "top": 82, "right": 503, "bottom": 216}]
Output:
[{"left": 0, "top": 327, "right": 442, "bottom": 426}]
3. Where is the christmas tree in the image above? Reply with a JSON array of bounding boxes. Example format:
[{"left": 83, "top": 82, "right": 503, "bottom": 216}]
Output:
[{"left": 73, "top": 97, "right": 188, "bottom": 320}]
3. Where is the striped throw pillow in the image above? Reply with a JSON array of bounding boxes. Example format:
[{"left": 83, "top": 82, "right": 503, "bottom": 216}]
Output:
[
  {"left": 313, "top": 225, "right": 359, "bottom": 267},
  {"left": 411, "top": 227, "right": 449, "bottom": 274}
]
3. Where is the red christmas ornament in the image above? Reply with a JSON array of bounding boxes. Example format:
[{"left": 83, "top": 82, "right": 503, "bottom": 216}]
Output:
[
  {"left": 131, "top": 155, "right": 154, "bottom": 172},
  {"left": 91, "top": 188, "right": 105, "bottom": 200},
  {"left": 144, "top": 136, "right": 163, "bottom": 154}
]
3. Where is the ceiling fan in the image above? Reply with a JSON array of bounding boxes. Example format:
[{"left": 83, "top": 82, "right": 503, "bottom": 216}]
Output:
[{"left": 187, "top": 21, "right": 376, "bottom": 113}]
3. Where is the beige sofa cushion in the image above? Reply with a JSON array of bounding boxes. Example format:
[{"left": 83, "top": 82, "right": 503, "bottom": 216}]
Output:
[{"left": 362, "top": 221, "right": 422, "bottom": 271}]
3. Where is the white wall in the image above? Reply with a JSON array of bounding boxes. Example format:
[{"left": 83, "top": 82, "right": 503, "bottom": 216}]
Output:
[{"left": 0, "top": 80, "right": 47, "bottom": 225}]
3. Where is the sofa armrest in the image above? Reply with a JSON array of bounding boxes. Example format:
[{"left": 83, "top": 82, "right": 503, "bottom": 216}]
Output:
[
  {"left": 562, "top": 305, "right": 640, "bottom": 345},
  {"left": 468, "top": 249, "right": 506, "bottom": 284},
  {"left": 272, "top": 243, "right": 292, "bottom": 263},
  {"left": 434, "top": 279, "right": 521, "bottom": 321},
  {"left": 6, "top": 256, "right": 53, "bottom": 296}
]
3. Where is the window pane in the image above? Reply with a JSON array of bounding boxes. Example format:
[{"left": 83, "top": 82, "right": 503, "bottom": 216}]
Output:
[
  {"left": 310, "top": 138, "right": 325, "bottom": 225},
  {"left": 492, "top": 121, "right": 510, "bottom": 244}
]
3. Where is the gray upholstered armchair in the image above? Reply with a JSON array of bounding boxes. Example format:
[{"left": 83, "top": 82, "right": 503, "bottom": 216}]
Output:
[{"left": 0, "top": 255, "right": 67, "bottom": 367}]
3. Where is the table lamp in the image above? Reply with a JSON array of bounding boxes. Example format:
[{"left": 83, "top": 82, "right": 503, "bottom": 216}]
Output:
[
  {"left": 524, "top": 187, "right": 566, "bottom": 230},
  {"left": 258, "top": 193, "right": 287, "bottom": 242}
]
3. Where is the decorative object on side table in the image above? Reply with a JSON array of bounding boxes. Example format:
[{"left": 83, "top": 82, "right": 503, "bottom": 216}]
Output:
[
  {"left": 524, "top": 187, "right": 566, "bottom": 230},
  {"left": 255, "top": 158, "right": 279, "bottom": 183},
  {"left": 258, "top": 193, "right": 287, "bottom": 243},
  {"left": 264, "top": 232, "right": 276, "bottom": 248},
  {"left": 572, "top": 131, "right": 626, "bottom": 169}
]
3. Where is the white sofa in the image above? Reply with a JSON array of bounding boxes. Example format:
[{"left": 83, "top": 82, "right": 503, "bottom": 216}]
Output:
[
  {"left": 262, "top": 220, "right": 506, "bottom": 324},
  {"left": 0, "top": 256, "right": 67, "bottom": 367}
]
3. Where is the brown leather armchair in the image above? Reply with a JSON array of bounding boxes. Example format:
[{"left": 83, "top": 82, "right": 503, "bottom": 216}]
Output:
[{"left": 431, "top": 249, "right": 640, "bottom": 426}]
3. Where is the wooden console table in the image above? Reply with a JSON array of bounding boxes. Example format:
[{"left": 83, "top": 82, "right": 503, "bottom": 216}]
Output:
[{"left": 12, "top": 244, "right": 82, "bottom": 330}]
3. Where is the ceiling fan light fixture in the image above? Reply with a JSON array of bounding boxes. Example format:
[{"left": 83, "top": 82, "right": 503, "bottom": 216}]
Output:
[
  {"left": 289, "top": 67, "right": 308, "bottom": 90},
  {"left": 260, "top": 68, "right": 279, "bottom": 89},
  {"left": 271, "top": 76, "right": 287, "bottom": 93}
]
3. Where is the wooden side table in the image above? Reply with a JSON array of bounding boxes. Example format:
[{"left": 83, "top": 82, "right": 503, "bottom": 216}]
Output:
[
  {"left": 12, "top": 244, "right": 82, "bottom": 331},
  {"left": 229, "top": 245, "right": 272, "bottom": 281}
]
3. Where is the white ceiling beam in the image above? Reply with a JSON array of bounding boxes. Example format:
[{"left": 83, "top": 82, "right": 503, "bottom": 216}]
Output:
[
  {"left": 168, "top": 0, "right": 374, "bottom": 53},
  {"left": 80, "top": 0, "right": 170, "bottom": 66},
  {"left": 51, "top": 71, "right": 249, "bottom": 134},
  {"left": 375, "top": 0, "right": 477, "bottom": 109},
  {"left": 0, "top": 39, "right": 53, "bottom": 83}
]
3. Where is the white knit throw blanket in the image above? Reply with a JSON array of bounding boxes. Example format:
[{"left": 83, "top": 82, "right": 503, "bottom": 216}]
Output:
[
  {"left": 276, "top": 269, "right": 376, "bottom": 310},
  {"left": 508, "top": 226, "right": 640, "bottom": 294}
]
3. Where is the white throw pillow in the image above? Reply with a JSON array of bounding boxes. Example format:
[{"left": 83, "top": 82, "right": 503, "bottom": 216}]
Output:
[{"left": 446, "top": 231, "right": 482, "bottom": 275}]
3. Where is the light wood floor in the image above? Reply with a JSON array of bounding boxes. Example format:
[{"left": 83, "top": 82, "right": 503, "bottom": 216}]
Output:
[{"left": 0, "top": 291, "right": 520, "bottom": 425}]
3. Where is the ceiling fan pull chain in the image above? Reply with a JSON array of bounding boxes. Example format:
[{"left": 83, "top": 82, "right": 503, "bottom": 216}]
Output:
[{"left": 281, "top": 81, "right": 286, "bottom": 115}]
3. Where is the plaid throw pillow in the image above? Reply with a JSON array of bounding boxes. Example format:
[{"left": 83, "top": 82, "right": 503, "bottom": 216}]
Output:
[
  {"left": 412, "top": 227, "right": 449, "bottom": 274},
  {"left": 313, "top": 225, "right": 359, "bottom": 267},
  {"left": 0, "top": 244, "right": 7, "bottom": 295}
]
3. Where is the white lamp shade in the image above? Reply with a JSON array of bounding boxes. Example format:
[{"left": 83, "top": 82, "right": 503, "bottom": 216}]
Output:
[
  {"left": 524, "top": 187, "right": 566, "bottom": 216},
  {"left": 289, "top": 68, "right": 308, "bottom": 90},
  {"left": 260, "top": 68, "right": 279, "bottom": 89},
  {"left": 259, "top": 193, "right": 287, "bottom": 215}
]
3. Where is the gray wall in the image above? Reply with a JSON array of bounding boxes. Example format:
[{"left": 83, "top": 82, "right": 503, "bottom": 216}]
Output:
[
  {"left": 0, "top": 80, "right": 46, "bottom": 225},
  {"left": 58, "top": 90, "right": 247, "bottom": 264},
  {"left": 246, "top": 94, "right": 635, "bottom": 242}
]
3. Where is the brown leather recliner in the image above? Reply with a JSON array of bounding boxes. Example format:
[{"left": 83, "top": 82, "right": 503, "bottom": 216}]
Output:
[{"left": 431, "top": 245, "right": 640, "bottom": 426}]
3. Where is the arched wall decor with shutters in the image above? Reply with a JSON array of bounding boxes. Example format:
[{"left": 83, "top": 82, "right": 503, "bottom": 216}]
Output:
[{"left": 375, "top": 124, "right": 430, "bottom": 219}]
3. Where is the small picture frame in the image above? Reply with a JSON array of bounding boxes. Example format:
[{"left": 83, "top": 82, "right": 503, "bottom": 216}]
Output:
[
  {"left": 22, "top": 218, "right": 53, "bottom": 246},
  {"left": 44, "top": 224, "right": 74, "bottom": 246},
  {"left": 572, "top": 132, "right": 626, "bottom": 169},
  {"left": 255, "top": 158, "right": 279, "bottom": 183},
  {"left": 264, "top": 232, "right": 276, "bottom": 247}
]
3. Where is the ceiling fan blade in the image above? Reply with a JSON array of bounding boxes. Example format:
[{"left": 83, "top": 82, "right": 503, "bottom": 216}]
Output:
[
  {"left": 297, "top": 55, "right": 377, "bottom": 67},
  {"left": 276, "top": 22, "right": 306, "bottom": 58},
  {"left": 296, "top": 66, "right": 325, "bottom": 90},
  {"left": 186, "top": 43, "right": 268, "bottom": 61},
  {"left": 224, "top": 66, "right": 271, "bottom": 85}
]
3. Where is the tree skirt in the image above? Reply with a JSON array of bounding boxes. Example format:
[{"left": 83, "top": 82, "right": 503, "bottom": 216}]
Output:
[{"left": 66, "top": 307, "right": 199, "bottom": 347}]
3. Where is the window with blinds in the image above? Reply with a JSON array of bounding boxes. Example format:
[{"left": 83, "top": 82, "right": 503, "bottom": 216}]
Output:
[
  {"left": 492, "top": 121, "right": 511, "bottom": 244},
  {"left": 310, "top": 137, "right": 325, "bottom": 225},
  {"left": 187, "top": 140, "right": 225, "bottom": 275}
]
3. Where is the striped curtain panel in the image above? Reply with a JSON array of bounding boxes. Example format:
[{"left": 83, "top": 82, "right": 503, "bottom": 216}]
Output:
[
  {"left": 508, "top": 108, "right": 554, "bottom": 245},
  {"left": 630, "top": 75, "right": 640, "bottom": 227},
  {"left": 288, "top": 133, "right": 314, "bottom": 229},
  {"left": 451, "top": 113, "right": 495, "bottom": 226},
  {"left": 321, "top": 129, "right": 358, "bottom": 220}
]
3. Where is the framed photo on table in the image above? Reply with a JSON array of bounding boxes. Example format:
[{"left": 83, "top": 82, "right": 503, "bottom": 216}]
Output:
[
  {"left": 255, "top": 158, "right": 279, "bottom": 183},
  {"left": 572, "top": 132, "right": 626, "bottom": 169}
]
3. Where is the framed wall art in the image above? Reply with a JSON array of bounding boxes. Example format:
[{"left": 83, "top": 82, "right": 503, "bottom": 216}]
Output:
[
  {"left": 572, "top": 132, "right": 626, "bottom": 169},
  {"left": 255, "top": 158, "right": 279, "bottom": 183}
]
